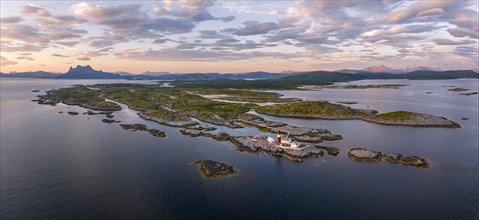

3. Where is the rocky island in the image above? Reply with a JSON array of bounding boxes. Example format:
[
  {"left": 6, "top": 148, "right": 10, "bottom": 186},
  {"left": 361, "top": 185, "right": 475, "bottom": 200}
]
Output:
[
  {"left": 120, "top": 124, "right": 166, "bottom": 138},
  {"left": 194, "top": 160, "right": 236, "bottom": 178},
  {"left": 348, "top": 148, "right": 429, "bottom": 168},
  {"left": 231, "top": 136, "right": 323, "bottom": 161},
  {"left": 256, "top": 101, "right": 460, "bottom": 128},
  {"left": 34, "top": 84, "right": 442, "bottom": 166}
]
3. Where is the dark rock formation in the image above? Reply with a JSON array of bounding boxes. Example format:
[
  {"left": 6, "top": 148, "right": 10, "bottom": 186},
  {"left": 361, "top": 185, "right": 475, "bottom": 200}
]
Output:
[
  {"left": 148, "top": 129, "right": 166, "bottom": 138},
  {"left": 31, "top": 90, "right": 40, "bottom": 92},
  {"left": 348, "top": 148, "right": 430, "bottom": 168},
  {"left": 120, "top": 124, "right": 148, "bottom": 131},
  {"left": 231, "top": 136, "right": 323, "bottom": 161},
  {"left": 102, "top": 119, "right": 115, "bottom": 123},
  {"left": 194, "top": 160, "right": 236, "bottom": 178},
  {"left": 316, "top": 146, "right": 340, "bottom": 156},
  {"left": 459, "top": 92, "right": 478, "bottom": 96},
  {"left": 67, "top": 111, "right": 79, "bottom": 115},
  {"left": 337, "top": 101, "right": 358, "bottom": 104},
  {"left": 348, "top": 148, "right": 382, "bottom": 162}
]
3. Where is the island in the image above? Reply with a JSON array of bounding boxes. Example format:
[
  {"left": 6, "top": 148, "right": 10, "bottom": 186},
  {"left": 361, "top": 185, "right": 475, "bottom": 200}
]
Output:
[
  {"left": 256, "top": 101, "right": 460, "bottom": 128},
  {"left": 33, "top": 84, "right": 451, "bottom": 165},
  {"left": 119, "top": 124, "right": 166, "bottom": 138},
  {"left": 299, "top": 84, "right": 408, "bottom": 90},
  {"left": 448, "top": 87, "right": 469, "bottom": 92},
  {"left": 348, "top": 148, "right": 429, "bottom": 168},
  {"left": 194, "top": 160, "right": 236, "bottom": 178},
  {"left": 459, "top": 92, "right": 478, "bottom": 96}
]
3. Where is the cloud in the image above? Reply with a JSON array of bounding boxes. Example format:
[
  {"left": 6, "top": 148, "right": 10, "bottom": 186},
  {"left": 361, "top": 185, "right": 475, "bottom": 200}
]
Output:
[
  {"left": 432, "top": 38, "right": 475, "bottom": 45},
  {"left": 153, "top": 0, "right": 214, "bottom": 17},
  {"left": 0, "top": 56, "right": 18, "bottom": 66},
  {"left": 77, "top": 56, "right": 91, "bottom": 61},
  {"left": 0, "top": 16, "right": 23, "bottom": 23},
  {"left": 191, "top": 11, "right": 235, "bottom": 22},
  {"left": 52, "top": 53, "right": 70, "bottom": 57},
  {"left": 454, "top": 46, "right": 479, "bottom": 58},
  {"left": 0, "top": 41, "right": 48, "bottom": 52},
  {"left": 16, "top": 56, "right": 35, "bottom": 60},
  {"left": 115, "top": 48, "right": 301, "bottom": 61},
  {"left": 447, "top": 27, "right": 479, "bottom": 38},
  {"left": 416, "top": 8, "right": 444, "bottom": 18},
  {"left": 72, "top": 3, "right": 195, "bottom": 39},
  {"left": 233, "top": 21, "right": 278, "bottom": 36}
]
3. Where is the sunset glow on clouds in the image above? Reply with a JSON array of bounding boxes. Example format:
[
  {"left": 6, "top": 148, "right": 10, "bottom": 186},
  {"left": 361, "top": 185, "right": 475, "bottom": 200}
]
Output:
[{"left": 0, "top": 0, "right": 478, "bottom": 73}]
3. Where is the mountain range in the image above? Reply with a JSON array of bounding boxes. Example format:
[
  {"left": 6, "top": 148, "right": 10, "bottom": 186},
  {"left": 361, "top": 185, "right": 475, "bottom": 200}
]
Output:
[
  {"left": 336, "top": 65, "right": 444, "bottom": 74},
  {"left": 1, "top": 65, "right": 477, "bottom": 81}
]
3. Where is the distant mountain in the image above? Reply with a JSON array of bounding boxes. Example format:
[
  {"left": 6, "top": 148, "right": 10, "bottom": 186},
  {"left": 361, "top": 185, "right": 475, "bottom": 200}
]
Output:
[
  {"left": 403, "top": 65, "right": 442, "bottom": 72},
  {"left": 335, "top": 69, "right": 362, "bottom": 74},
  {"left": 0, "top": 71, "right": 58, "bottom": 78},
  {"left": 115, "top": 71, "right": 135, "bottom": 76},
  {"left": 405, "top": 70, "right": 478, "bottom": 79},
  {"left": 359, "top": 65, "right": 443, "bottom": 74},
  {"left": 133, "top": 71, "right": 288, "bottom": 80},
  {"left": 361, "top": 65, "right": 397, "bottom": 73},
  {"left": 141, "top": 71, "right": 170, "bottom": 76},
  {"left": 58, "top": 65, "right": 123, "bottom": 79}
]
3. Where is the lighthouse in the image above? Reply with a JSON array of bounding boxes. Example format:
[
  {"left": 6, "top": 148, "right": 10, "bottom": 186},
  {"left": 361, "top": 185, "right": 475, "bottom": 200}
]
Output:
[{"left": 276, "top": 131, "right": 281, "bottom": 146}]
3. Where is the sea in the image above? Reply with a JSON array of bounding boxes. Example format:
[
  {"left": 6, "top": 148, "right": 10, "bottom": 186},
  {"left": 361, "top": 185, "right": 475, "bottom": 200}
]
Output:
[{"left": 1, "top": 78, "right": 478, "bottom": 219}]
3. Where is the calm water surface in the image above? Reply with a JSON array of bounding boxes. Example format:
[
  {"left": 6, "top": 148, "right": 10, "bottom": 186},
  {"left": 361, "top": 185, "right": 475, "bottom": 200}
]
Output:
[{"left": 1, "top": 78, "right": 478, "bottom": 219}]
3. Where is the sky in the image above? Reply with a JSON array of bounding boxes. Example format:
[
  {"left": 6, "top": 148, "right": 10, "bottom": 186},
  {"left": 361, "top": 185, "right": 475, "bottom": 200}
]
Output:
[{"left": 0, "top": 0, "right": 478, "bottom": 74}]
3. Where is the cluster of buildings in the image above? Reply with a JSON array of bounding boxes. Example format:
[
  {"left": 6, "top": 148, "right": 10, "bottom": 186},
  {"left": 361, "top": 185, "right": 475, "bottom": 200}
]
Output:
[{"left": 266, "top": 131, "right": 301, "bottom": 149}]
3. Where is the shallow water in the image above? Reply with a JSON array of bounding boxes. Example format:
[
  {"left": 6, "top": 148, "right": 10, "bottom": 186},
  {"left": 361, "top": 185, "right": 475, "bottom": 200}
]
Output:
[{"left": 1, "top": 78, "right": 478, "bottom": 219}]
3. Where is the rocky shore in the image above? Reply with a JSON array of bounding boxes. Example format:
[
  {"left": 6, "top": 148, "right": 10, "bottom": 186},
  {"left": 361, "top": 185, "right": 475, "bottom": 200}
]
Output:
[
  {"left": 231, "top": 136, "right": 323, "bottom": 161},
  {"left": 194, "top": 160, "right": 236, "bottom": 178},
  {"left": 237, "top": 115, "right": 342, "bottom": 143},
  {"left": 138, "top": 112, "right": 198, "bottom": 127},
  {"left": 258, "top": 111, "right": 460, "bottom": 128},
  {"left": 316, "top": 146, "right": 340, "bottom": 156},
  {"left": 348, "top": 148, "right": 429, "bottom": 168},
  {"left": 119, "top": 124, "right": 166, "bottom": 139},
  {"left": 34, "top": 90, "right": 121, "bottom": 111}
]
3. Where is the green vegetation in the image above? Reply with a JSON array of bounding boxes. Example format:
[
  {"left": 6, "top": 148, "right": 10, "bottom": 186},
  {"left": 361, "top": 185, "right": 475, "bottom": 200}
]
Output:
[
  {"left": 372, "top": 111, "right": 415, "bottom": 121},
  {"left": 48, "top": 86, "right": 119, "bottom": 109},
  {"left": 91, "top": 84, "right": 258, "bottom": 125},
  {"left": 187, "top": 88, "right": 297, "bottom": 103},
  {"left": 148, "top": 108, "right": 188, "bottom": 121},
  {"left": 237, "top": 113, "right": 262, "bottom": 120},
  {"left": 46, "top": 84, "right": 458, "bottom": 128},
  {"left": 256, "top": 101, "right": 363, "bottom": 117},
  {"left": 448, "top": 87, "right": 469, "bottom": 92}
]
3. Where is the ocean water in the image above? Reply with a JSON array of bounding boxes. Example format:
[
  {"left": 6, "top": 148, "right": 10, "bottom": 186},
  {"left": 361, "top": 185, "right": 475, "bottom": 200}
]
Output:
[{"left": 1, "top": 78, "right": 478, "bottom": 219}]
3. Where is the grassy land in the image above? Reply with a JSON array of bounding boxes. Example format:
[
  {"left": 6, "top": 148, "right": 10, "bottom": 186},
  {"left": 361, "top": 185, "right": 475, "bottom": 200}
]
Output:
[
  {"left": 187, "top": 88, "right": 297, "bottom": 103},
  {"left": 46, "top": 84, "right": 457, "bottom": 127},
  {"left": 256, "top": 101, "right": 364, "bottom": 117},
  {"left": 93, "top": 84, "right": 257, "bottom": 123},
  {"left": 371, "top": 111, "right": 415, "bottom": 121},
  {"left": 48, "top": 86, "right": 119, "bottom": 109}
]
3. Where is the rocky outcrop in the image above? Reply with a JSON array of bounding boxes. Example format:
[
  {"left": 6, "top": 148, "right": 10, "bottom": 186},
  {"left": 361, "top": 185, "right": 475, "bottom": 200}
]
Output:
[
  {"left": 138, "top": 112, "right": 198, "bottom": 127},
  {"left": 180, "top": 129, "right": 202, "bottom": 137},
  {"left": 148, "top": 129, "right": 166, "bottom": 138},
  {"left": 101, "top": 119, "right": 116, "bottom": 123},
  {"left": 67, "top": 111, "right": 79, "bottom": 115},
  {"left": 231, "top": 136, "right": 323, "bottom": 161},
  {"left": 316, "top": 146, "right": 340, "bottom": 156},
  {"left": 348, "top": 148, "right": 382, "bottom": 162},
  {"left": 363, "top": 113, "right": 461, "bottom": 128},
  {"left": 348, "top": 148, "right": 430, "bottom": 168},
  {"left": 459, "top": 92, "right": 478, "bottom": 96},
  {"left": 119, "top": 124, "right": 166, "bottom": 138},
  {"left": 194, "top": 160, "right": 236, "bottom": 178}
]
